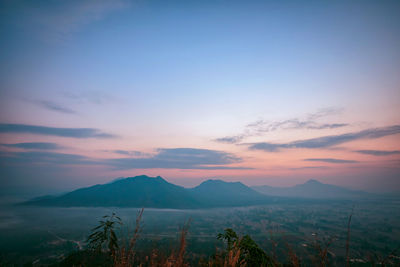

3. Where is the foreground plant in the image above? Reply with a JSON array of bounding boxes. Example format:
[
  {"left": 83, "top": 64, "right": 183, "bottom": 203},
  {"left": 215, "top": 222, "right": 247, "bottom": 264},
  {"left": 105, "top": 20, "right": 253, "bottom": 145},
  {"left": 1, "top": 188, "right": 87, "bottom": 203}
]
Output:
[
  {"left": 87, "top": 212, "right": 122, "bottom": 255},
  {"left": 217, "top": 228, "right": 273, "bottom": 267},
  {"left": 113, "top": 208, "right": 144, "bottom": 267}
]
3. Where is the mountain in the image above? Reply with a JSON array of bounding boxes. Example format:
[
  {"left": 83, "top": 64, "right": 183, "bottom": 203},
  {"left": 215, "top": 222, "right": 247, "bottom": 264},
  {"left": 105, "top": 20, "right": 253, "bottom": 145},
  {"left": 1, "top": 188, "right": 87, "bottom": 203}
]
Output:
[
  {"left": 190, "top": 180, "right": 270, "bottom": 207},
  {"left": 24, "top": 175, "right": 199, "bottom": 208},
  {"left": 23, "top": 175, "right": 270, "bottom": 208},
  {"left": 252, "top": 179, "right": 373, "bottom": 199}
]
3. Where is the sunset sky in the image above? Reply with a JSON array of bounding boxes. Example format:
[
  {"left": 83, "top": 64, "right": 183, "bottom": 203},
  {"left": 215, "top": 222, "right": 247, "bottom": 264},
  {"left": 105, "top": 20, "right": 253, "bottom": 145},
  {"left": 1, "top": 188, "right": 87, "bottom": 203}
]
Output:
[{"left": 1, "top": 0, "right": 399, "bottom": 196}]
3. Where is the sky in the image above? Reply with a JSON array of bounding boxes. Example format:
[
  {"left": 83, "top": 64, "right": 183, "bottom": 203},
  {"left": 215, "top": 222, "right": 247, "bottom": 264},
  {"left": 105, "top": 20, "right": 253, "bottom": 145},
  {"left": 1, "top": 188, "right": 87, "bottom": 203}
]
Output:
[{"left": 0, "top": 0, "right": 399, "bottom": 196}]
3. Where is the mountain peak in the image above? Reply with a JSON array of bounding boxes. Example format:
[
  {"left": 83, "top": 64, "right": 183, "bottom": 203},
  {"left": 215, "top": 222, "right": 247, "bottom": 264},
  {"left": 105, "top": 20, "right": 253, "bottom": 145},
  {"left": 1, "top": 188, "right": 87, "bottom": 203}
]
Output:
[
  {"left": 252, "top": 179, "right": 372, "bottom": 199},
  {"left": 112, "top": 175, "right": 167, "bottom": 184},
  {"left": 304, "top": 179, "right": 323, "bottom": 185},
  {"left": 24, "top": 176, "right": 269, "bottom": 208},
  {"left": 197, "top": 179, "right": 244, "bottom": 187},
  {"left": 202, "top": 179, "right": 234, "bottom": 184}
]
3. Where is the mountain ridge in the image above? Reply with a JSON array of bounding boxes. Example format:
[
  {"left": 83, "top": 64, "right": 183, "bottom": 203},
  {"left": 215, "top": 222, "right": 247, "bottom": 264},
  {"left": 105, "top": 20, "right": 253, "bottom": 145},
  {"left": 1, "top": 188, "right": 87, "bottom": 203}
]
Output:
[
  {"left": 22, "top": 176, "right": 377, "bottom": 208},
  {"left": 22, "top": 175, "right": 270, "bottom": 208},
  {"left": 252, "top": 179, "right": 374, "bottom": 199}
]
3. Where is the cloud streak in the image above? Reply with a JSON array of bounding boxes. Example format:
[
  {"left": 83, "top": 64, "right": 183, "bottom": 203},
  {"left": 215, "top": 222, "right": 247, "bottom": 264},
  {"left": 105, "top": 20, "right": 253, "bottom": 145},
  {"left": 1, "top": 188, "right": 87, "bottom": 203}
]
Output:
[
  {"left": 0, "top": 151, "right": 98, "bottom": 165},
  {"left": 36, "top": 100, "right": 76, "bottom": 114},
  {"left": 304, "top": 158, "right": 359, "bottom": 164},
  {"left": 214, "top": 108, "right": 348, "bottom": 144},
  {"left": 2, "top": 142, "right": 62, "bottom": 150},
  {"left": 289, "top": 166, "right": 330, "bottom": 170},
  {"left": 0, "top": 148, "right": 249, "bottom": 170},
  {"left": 355, "top": 150, "right": 400, "bottom": 156},
  {"left": 248, "top": 125, "right": 400, "bottom": 152},
  {"left": 106, "top": 148, "right": 250, "bottom": 170},
  {"left": 111, "top": 150, "right": 151, "bottom": 157},
  {"left": 0, "top": 123, "right": 116, "bottom": 138},
  {"left": 214, "top": 136, "right": 244, "bottom": 144}
]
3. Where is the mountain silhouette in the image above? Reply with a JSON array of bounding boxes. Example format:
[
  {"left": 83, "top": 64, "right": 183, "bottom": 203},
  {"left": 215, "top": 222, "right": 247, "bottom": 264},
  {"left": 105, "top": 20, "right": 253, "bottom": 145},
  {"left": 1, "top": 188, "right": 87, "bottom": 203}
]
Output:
[
  {"left": 23, "top": 177, "right": 375, "bottom": 208},
  {"left": 190, "top": 179, "right": 269, "bottom": 207},
  {"left": 24, "top": 175, "right": 199, "bottom": 208},
  {"left": 23, "top": 175, "right": 269, "bottom": 208},
  {"left": 252, "top": 179, "right": 372, "bottom": 199}
]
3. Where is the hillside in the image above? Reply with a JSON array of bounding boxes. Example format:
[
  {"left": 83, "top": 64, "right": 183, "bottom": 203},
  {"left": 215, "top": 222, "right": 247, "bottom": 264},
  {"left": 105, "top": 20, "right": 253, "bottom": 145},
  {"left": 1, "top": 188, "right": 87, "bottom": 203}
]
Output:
[
  {"left": 23, "top": 175, "right": 270, "bottom": 208},
  {"left": 24, "top": 175, "right": 199, "bottom": 208},
  {"left": 252, "top": 179, "right": 373, "bottom": 199},
  {"left": 190, "top": 179, "right": 270, "bottom": 207}
]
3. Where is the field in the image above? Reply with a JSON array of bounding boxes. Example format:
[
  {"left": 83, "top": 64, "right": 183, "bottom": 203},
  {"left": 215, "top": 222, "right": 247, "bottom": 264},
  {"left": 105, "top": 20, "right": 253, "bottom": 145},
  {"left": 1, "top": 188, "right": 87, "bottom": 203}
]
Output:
[{"left": 0, "top": 198, "right": 399, "bottom": 266}]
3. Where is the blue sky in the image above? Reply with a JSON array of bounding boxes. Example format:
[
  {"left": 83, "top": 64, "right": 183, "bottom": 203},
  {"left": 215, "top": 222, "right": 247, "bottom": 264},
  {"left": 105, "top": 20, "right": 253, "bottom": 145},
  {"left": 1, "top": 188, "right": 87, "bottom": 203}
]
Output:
[{"left": 0, "top": 0, "right": 399, "bottom": 196}]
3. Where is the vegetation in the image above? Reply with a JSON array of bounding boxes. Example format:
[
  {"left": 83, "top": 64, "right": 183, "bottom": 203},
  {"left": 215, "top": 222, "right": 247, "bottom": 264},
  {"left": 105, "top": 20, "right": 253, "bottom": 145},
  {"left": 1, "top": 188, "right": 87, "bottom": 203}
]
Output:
[
  {"left": 87, "top": 213, "right": 122, "bottom": 255},
  {"left": 1, "top": 200, "right": 399, "bottom": 266},
  {"left": 50, "top": 209, "right": 399, "bottom": 267},
  {"left": 217, "top": 228, "right": 273, "bottom": 266}
]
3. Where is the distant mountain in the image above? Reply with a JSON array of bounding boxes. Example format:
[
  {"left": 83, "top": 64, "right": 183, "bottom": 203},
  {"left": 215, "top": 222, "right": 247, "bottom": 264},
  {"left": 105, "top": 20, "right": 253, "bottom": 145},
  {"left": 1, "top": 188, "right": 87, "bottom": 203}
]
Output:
[
  {"left": 190, "top": 180, "right": 270, "bottom": 207},
  {"left": 252, "top": 179, "right": 373, "bottom": 199},
  {"left": 24, "top": 175, "right": 199, "bottom": 208},
  {"left": 23, "top": 175, "right": 270, "bottom": 208}
]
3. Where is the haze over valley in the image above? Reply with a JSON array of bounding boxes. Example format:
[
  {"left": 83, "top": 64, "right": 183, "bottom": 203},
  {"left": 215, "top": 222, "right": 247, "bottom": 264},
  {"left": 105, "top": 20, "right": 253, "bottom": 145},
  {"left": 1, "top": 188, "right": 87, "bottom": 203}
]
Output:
[{"left": 0, "top": 0, "right": 399, "bottom": 266}]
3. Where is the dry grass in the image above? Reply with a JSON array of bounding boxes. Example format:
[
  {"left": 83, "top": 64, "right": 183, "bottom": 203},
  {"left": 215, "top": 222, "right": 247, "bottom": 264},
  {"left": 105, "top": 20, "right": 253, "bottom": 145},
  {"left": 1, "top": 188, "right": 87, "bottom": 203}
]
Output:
[
  {"left": 345, "top": 206, "right": 354, "bottom": 267},
  {"left": 311, "top": 235, "right": 336, "bottom": 267},
  {"left": 223, "top": 241, "right": 244, "bottom": 267},
  {"left": 85, "top": 208, "right": 400, "bottom": 267},
  {"left": 284, "top": 241, "right": 300, "bottom": 267},
  {"left": 113, "top": 208, "right": 144, "bottom": 267},
  {"left": 114, "top": 214, "right": 191, "bottom": 267},
  {"left": 164, "top": 218, "right": 191, "bottom": 267}
]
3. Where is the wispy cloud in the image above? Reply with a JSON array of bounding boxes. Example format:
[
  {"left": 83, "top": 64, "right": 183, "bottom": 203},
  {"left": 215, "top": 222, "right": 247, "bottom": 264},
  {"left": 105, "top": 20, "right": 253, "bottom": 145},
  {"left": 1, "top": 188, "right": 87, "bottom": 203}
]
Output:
[
  {"left": 248, "top": 125, "right": 400, "bottom": 152},
  {"left": 289, "top": 166, "right": 330, "bottom": 170},
  {"left": 0, "top": 148, "right": 249, "bottom": 170},
  {"left": 0, "top": 151, "right": 98, "bottom": 165},
  {"left": 35, "top": 100, "right": 76, "bottom": 114},
  {"left": 355, "top": 150, "right": 400, "bottom": 156},
  {"left": 214, "top": 136, "right": 244, "bottom": 144},
  {"left": 2, "top": 142, "right": 62, "bottom": 150},
  {"left": 304, "top": 158, "right": 359, "bottom": 164},
  {"left": 111, "top": 150, "right": 151, "bottom": 157},
  {"left": 0, "top": 123, "right": 116, "bottom": 138},
  {"left": 214, "top": 108, "right": 347, "bottom": 144},
  {"left": 106, "top": 148, "right": 250, "bottom": 170}
]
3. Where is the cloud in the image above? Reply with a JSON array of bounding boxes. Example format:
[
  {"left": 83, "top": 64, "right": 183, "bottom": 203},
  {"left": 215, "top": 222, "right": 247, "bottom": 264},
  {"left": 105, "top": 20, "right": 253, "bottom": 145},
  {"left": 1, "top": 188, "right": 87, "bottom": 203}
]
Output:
[
  {"left": 306, "top": 107, "right": 344, "bottom": 121},
  {"left": 0, "top": 151, "right": 98, "bottom": 165},
  {"left": 289, "top": 166, "right": 330, "bottom": 170},
  {"left": 0, "top": 148, "right": 249, "bottom": 170},
  {"left": 248, "top": 125, "right": 400, "bottom": 152},
  {"left": 111, "top": 150, "right": 151, "bottom": 157},
  {"left": 214, "top": 108, "right": 347, "bottom": 144},
  {"left": 246, "top": 119, "right": 347, "bottom": 132},
  {"left": 304, "top": 158, "right": 359, "bottom": 164},
  {"left": 245, "top": 107, "right": 347, "bottom": 132},
  {"left": 2, "top": 142, "right": 62, "bottom": 150},
  {"left": 355, "top": 150, "right": 400, "bottom": 156},
  {"left": 214, "top": 136, "right": 245, "bottom": 144},
  {"left": 106, "top": 148, "right": 250, "bottom": 170},
  {"left": 35, "top": 100, "right": 76, "bottom": 114},
  {"left": 248, "top": 142, "right": 284, "bottom": 152},
  {"left": 0, "top": 123, "right": 116, "bottom": 138},
  {"left": 307, "top": 123, "right": 348, "bottom": 129}
]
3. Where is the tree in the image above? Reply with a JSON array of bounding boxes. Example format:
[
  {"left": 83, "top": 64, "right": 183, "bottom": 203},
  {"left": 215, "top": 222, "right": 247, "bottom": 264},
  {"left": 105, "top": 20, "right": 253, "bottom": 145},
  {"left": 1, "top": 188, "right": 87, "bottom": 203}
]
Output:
[
  {"left": 217, "top": 228, "right": 273, "bottom": 267},
  {"left": 87, "top": 212, "right": 122, "bottom": 255},
  {"left": 217, "top": 228, "right": 238, "bottom": 251}
]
